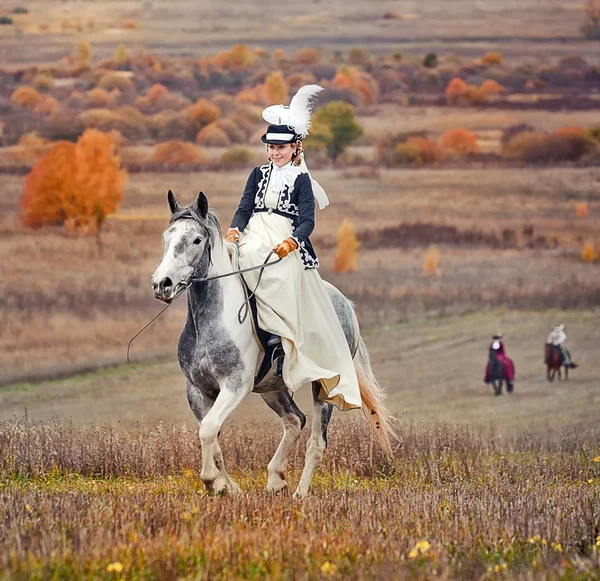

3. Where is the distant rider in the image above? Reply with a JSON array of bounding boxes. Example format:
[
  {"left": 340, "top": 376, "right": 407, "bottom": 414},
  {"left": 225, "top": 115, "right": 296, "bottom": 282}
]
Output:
[
  {"left": 546, "top": 324, "right": 577, "bottom": 368},
  {"left": 484, "top": 333, "right": 516, "bottom": 388}
]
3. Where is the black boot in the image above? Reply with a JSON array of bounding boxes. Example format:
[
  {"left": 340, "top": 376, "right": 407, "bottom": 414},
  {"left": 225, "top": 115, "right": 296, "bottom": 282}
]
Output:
[
  {"left": 267, "top": 334, "right": 282, "bottom": 347},
  {"left": 272, "top": 348, "right": 284, "bottom": 378}
]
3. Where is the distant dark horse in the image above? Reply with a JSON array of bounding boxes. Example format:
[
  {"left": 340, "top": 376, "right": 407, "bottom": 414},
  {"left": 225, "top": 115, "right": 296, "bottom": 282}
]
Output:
[
  {"left": 546, "top": 344, "right": 569, "bottom": 382},
  {"left": 488, "top": 350, "right": 513, "bottom": 396}
]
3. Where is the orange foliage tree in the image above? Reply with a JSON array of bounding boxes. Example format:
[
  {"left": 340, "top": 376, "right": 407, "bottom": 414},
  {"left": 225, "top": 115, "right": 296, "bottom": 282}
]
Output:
[
  {"left": 334, "top": 219, "right": 359, "bottom": 273},
  {"left": 445, "top": 78, "right": 468, "bottom": 104},
  {"left": 295, "top": 48, "right": 320, "bottom": 65},
  {"left": 482, "top": 52, "right": 503, "bottom": 66},
  {"left": 150, "top": 141, "right": 209, "bottom": 166},
  {"left": 423, "top": 246, "right": 441, "bottom": 277},
  {"left": 581, "top": 242, "right": 598, "bottom": 263},
  {"left": 11, "top": 86, "right": 43, "bottom": 109},
  {"left": 186, "top": 98, "right": 220, "bottom": 131},
  {"left": 575, "top": 202, "right": 590, "bottom": 218},
  {"left": 439, "top": 128, "right": 479, "bottom": 155},
  {"left": 264, "top": 71, "right": 288, "bottom": 105},
  {"left": 147, "top": 83, "right": 169, "bottom": 104},
  {"left": 20, "top": 129, "right": 127, "bottom": 234},
  {"left": 480, "top": 79, "right": 506, "bottom": 96}
]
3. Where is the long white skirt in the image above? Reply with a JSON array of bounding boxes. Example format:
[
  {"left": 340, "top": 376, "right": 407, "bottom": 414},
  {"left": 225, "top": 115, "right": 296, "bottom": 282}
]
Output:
[{"left": 238, "top": 212, "right": 361, "bottom": 411}]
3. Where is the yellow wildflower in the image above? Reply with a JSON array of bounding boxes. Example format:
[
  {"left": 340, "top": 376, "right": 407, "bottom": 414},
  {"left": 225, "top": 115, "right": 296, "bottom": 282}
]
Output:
[
  {"left": 588, "top": 479, "right": 594, "bottom": 484},
  {"left": 183, "top": 469, "right": 195, "bottom": 478},
  {"left": 554, "top": 543, "right": 562, "bottom": 552},
  {"left": 408, "top": 540, "right": 431, "bottom": 558},
  {"left": 25, "top": 504, "right": 32, "bottom": 513},
  {"left": 593, "top": 456, "right": 600, "bottom": 462},
  {"left": 320, "top": 562, "right": 337, "bottom": 576},
  {"left": 541, "top": 539, "right": 547, "bottom": 545},
  {"left": 494, "top": 564, "right": 501, "bottom": 572},
  {"left": 182, "top": 512, "right": 191, "bottom": 522},
  {"left": 596, "top": 534, "right": 600, "bottom": 547},
  {"left": 107, "top": 562, "right": 124, "bottom": 573}
]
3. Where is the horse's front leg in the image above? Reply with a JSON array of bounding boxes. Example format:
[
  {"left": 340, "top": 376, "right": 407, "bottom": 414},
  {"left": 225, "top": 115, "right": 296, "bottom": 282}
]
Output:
[
  {"left": 261, "top": 391, "right": 306, "bottom": 493},
  {"left": 294, "top": 382, "right": 334, "bottom": 500},
  {"left": 199, "top": 382, "right": 250, "bottom": 494}
]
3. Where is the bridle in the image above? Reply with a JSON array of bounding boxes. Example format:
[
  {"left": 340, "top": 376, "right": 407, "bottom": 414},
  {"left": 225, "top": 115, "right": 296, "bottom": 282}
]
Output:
[{"left": 127, "top": 208, "right": 282, "bottom": 362}]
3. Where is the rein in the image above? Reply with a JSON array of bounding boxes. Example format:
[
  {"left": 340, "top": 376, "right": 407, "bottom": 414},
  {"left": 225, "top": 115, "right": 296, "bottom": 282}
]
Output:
[{"left": 126, "top": 209, "right": 282, "bottom": 362}]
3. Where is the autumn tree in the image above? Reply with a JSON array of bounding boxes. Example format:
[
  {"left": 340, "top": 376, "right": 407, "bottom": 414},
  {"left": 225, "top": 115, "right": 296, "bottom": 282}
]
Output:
[
  {"left": 76, "top": 41, "right": 92, "bottom": 66},
  {"left": 439, "top": 128, "right": 479, "bottom": 155},
  {"left": 20, "top": 129, "right": 127, "bottom": 237},
  {"left": 334, "top": 219, "right": 359, "bottom": 273},
  {"left": 115, "top": 44, "right": 129, "bottom": 66},
  {"left": 423, "top": 246, "right": 442, "bottom": 277},
  {"left": 264, "top": 71, "right": 288, "bottom": 105},
  {"left": 581, "top": 242, "right": 598, "bottom": 262},
  {"left": 11, "top": 86, "right": 42, "bottom": 109},
  {"left": 309, "top": 101, "right": 362, "bottom": 163}
]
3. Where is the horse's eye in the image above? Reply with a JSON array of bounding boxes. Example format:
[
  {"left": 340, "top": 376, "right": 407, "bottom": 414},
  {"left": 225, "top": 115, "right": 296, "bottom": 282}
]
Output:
[{"left": 193, "top": 238, "right": 202, "bottom": 245}]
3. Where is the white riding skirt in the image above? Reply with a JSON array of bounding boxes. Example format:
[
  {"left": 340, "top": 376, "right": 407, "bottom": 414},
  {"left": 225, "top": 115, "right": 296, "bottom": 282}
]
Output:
[{"left": 238, "top": 212, "right": 361, "bottom": 411}]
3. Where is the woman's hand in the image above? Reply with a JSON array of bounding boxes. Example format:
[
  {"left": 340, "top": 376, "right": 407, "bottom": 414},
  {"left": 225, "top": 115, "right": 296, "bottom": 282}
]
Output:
[
  {"left": 274, "top": 237, "right": 298, "bottom": 259},
  {"left": 225, "top": 228, "right": 240, "bottom": 243}
]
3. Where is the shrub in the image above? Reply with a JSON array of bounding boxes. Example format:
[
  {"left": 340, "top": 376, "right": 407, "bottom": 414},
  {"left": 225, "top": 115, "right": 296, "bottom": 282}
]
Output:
[
  {"left": 575, "top": 202, "right": 589, "bottom": 218},
  {"left": 393, "top": 143, "right": 422, "bottom": 165},
  {"left": 150, "top": 141, "right": 209, "bottom": 167},
  {"left": 504, "top": 131, "right": 594, "bottom": 162},
  {"left": 423, "top": 53, "right": 438, "bottom": 68},
  {"left": 97, "top": 73, "right": 134, "bottom": 92},
  {"left": 87, "top": 88, "right": 111, "bottom": 107},
  {"left": 33, "top": 96, "right": 58, "bottom": 115},
  {"left": 76, "top": 41, "right": 92, "bottom": 66},
  {"left": 581, "top": 0, "right": 600, "bottom": 39},
  {"left": 186, "top": 98, "right": 221, "bottom": 130},
  {"left": 501, "top": 123, "right": 535, "bottom": 146},
  {"left": 465, "top": 85, "right": 487, "bottom": 104},
  {"left": 12, "top": 7, "right": 28, "bottom": 14},
  {"left": 211, "top": 93, "right": 235, "bottom": 114},
  {"left": 439, "top": 128, "right": 479, "bottom": 155},
  {"left": 334, "top": 219, "right": 359, "bottom": 273},
  {"left": 114, "top": 44, "right": 130, "bottom": 67},
  {"left": 216, "top": 118, "right": 247, "bottom": 144},
  {"left": 11, "top": 86, "right": 42, "bottom": 109},
  {"left": 219, "top": 146, "right": 257, "bottom": 169},
  {"left": 295, "top": 48, "right": 320, "bottom": 65},
  {"left": 20, "top": 129, "right": 126, "bottom": 233},
  {"left": 121, "top": 20, "right": 138, "bottom": 29},
  {"left": 264, "top": 71, "right": 288, "bottom": 105},
  {"left": 482, "top": 52, "right": 503, "bottom": 65},
  {"left": 79, "top": 107, "right": 148, "bottom": 139},
  {"left": 229, "top": 106, "right": 262, "bottom": 136},
  {"left": 581, "top": 242, "right": 598, "bottom": 262},
  {"left": 147, "top": 84, "right": 169, "bottom": 105},
  {"left": 406, "top": 136, "right": 446, "bottom": 163},
  {"left": 215, "top": 44, "right": 255, "bottom": 69},
  {"left": 480, "top": 79, "right": 505, "bottom": 96},
  {"left": 149, "top": 110, "right": 195, "bottom": 141},
  {"left": 348, "top": 48, "right": 370, "bottom": 67},
  {"left": 234, "top": 89, "right": 258, "bottom": 106},
  {"left": 271, "top": 48, "right": 286, "bottom": 65},
  {"left": 33, "top": 70, "right": 54, "bottom": 92},
  {"left": 445, "top": 77, "right": 468, "bottom": 104},
  {"left": 196, "top": 123, "right": 231, "bottom": 147},
  {"left": 423, "top": 246, "right": 441, "bottom": 277},
  {"left": 286, "top": 73, "right": 317, "bottom": 93},
  {"left": 309, "top": 101, "right": 362, "bottom": 162},
  {"left": 0, "top": 16, "right": 13, "bottom": 25}
]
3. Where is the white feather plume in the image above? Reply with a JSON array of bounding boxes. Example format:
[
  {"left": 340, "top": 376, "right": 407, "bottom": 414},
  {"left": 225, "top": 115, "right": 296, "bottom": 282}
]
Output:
[{"left": 261, "top": 84, "right": 323, "bottom": 138}]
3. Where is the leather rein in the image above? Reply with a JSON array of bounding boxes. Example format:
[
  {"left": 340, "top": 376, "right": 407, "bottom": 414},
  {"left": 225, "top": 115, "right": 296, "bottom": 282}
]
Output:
[{"left": 126, "top": 208, "right": 281, "bottom": 362}]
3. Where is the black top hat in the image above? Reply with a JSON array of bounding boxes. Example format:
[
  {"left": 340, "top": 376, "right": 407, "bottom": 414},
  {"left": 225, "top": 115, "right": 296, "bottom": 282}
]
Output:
[
  {"left": 492, "top": 333, "right": 503, "bottom": 340},
  {"left": 261, "top": 124, "right": 299, "bottom": 145}
]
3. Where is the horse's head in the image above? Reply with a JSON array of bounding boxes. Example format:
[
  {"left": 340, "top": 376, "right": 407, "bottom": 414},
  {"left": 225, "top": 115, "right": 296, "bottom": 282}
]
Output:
[{"left": 151, "top": 190, "right": 221, "bottom": 303}]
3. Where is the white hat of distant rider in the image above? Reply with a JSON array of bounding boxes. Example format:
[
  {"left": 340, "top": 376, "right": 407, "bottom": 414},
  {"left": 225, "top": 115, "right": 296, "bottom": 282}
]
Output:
[{"left": 554, "top": 324, "right": 564, "bottom": 331}]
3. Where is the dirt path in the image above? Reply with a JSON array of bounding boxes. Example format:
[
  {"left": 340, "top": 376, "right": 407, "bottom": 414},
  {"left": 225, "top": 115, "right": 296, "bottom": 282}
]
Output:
[{"left": 1, "top": 309, "right": 598, "bottom": 433}]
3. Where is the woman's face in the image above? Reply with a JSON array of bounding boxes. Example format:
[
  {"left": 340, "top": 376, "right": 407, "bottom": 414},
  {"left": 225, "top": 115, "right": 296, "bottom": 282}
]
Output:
[{"left": 267, "top": 143, "right": 296, "bottom": 167}]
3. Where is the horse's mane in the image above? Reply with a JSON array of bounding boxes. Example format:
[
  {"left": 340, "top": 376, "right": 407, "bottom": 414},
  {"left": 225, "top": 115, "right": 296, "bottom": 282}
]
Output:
[{"left": 170, "top": 205, "right": 223, "bottom": 247}]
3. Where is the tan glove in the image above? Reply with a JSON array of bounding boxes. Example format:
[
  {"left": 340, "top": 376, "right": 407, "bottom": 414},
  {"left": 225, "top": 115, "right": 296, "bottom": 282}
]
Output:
[
  {"left": 225, "top": 228, "right": 240, "bottom": 243},
  {"left": 274, "top": 237, "right": 298, "bottom": 259}
]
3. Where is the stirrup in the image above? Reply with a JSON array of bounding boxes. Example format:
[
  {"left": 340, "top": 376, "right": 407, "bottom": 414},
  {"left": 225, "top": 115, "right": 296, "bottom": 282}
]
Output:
[{"left": 267, "top": 334, "right": 282, "bottom": 347}]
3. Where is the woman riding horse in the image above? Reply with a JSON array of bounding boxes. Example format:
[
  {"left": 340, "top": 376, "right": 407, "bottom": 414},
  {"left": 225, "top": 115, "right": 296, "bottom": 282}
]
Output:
[
  {"left": 225, "top": 85, "right": 361, "bottom": 411},
  {"left": 484, "top": 333, "right": 516, "bottom": 388}
]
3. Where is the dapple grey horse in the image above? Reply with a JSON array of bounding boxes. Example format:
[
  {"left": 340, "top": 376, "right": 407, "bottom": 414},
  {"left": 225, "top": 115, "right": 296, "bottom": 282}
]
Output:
[{"left": 151, "top": 191, "right": 394, "bottom": 498}]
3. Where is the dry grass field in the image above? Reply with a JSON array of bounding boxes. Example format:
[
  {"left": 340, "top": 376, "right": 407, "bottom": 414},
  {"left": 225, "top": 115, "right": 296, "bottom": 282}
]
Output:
[{"left": 1, "top": 0, "right": 599, "bottom": 65}]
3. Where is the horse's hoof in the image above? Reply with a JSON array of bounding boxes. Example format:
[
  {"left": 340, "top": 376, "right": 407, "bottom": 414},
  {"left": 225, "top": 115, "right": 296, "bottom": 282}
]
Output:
[
  {"left": 204, "top": 475, "right": 229, "bottom": 495},
  {"left": 292, "top": 487, "right": 308, "bottom": 500},
  {"left": 266, "top": 477, "right": 289, "bottom": 494}
]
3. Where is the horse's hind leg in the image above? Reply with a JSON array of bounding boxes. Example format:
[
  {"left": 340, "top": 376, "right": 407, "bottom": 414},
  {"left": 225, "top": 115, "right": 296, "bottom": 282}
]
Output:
[
  {"left": 293, "top": 382, "right": 334, "bottom": 500},
  {"left": 261, "top": 391, "right": 306, "bottom": 493}
]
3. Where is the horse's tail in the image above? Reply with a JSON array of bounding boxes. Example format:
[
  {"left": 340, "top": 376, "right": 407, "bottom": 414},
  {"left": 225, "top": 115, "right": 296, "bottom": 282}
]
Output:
[{"left": 353, "top": 335, "right": 397, "bottom": 457}]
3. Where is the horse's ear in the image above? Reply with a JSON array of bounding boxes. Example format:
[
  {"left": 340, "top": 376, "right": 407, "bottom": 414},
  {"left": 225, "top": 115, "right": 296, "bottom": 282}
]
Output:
[
  {"left": 194, "top": 191, "right": 209, "bottom": 219},
  {"left": 167, "top": 190, "right": 182, "bottom": 215}
]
